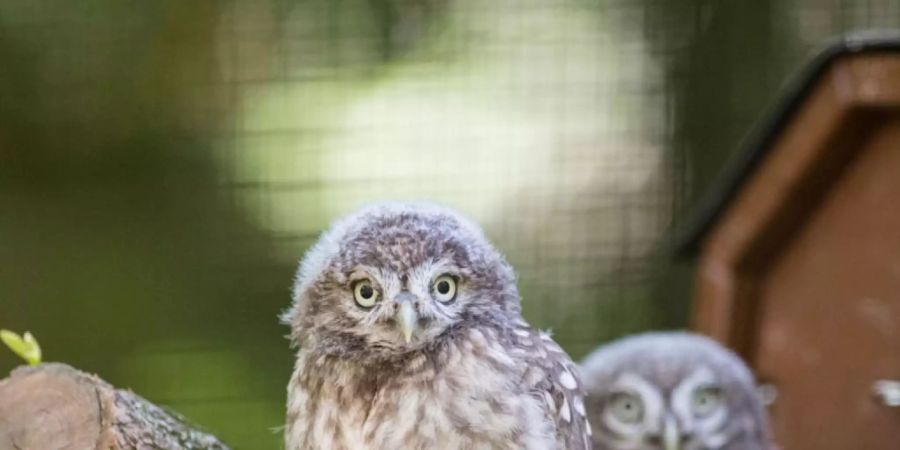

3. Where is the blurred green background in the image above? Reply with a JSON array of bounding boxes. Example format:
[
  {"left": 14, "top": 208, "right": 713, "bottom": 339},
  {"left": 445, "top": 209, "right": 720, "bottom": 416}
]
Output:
[{"left": 1, "top": 0, "right": 898, "bottom": 448}]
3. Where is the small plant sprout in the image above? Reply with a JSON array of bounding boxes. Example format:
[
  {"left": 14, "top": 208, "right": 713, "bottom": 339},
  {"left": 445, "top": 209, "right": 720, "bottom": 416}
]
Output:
[{"left": 0, "top": 329, "right": 42, "bottom": 366}]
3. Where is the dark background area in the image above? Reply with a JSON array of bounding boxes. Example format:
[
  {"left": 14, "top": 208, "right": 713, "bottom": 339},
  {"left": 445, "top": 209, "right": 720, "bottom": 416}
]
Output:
[{"left": 1, "top": 1, "right": 898, "bottom": 448}]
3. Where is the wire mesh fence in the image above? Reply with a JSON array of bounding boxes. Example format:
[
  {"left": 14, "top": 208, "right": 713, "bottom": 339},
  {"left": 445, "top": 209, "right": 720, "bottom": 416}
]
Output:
[
  {"left": 218, "top": 0, "right": 675, "bottom": 359},
  {"left": 1, "top": 1, "right": 898, "bottom": 448}
]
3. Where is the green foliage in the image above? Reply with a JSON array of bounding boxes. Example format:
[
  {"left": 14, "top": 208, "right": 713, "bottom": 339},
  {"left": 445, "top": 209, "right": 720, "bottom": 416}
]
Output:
[{"left": 0, "top": 329, "right": 42, "bottom": 366}]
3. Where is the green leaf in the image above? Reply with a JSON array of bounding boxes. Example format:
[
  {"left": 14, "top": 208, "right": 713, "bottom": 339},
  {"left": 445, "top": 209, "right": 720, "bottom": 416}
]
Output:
[{"left": 0, "top": 329, "right": 42, "bottom": 366}]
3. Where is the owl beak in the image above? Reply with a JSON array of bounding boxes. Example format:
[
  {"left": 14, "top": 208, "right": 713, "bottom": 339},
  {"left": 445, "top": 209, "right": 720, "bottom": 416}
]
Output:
[
  {"left": 396, "top": 299, "right": 418, "bottom": 344},
  {"left": 663, "top": 414, "right": 681, "bottom": 450}
]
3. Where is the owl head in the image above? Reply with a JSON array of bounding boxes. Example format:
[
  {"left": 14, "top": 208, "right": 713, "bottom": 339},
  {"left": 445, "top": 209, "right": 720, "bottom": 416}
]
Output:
[
  {"left": 282, "top": 202, "right": 520, "bottom": 361},
  {"left": 580, "top": 332, "right": 773, "bottom": 450}
]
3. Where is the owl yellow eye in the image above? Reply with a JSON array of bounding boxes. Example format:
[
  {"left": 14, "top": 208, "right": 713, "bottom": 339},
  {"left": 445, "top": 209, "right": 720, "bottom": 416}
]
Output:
[
  {"left": 432, "top": 275, "right": 457, "bottom": 303},
  {"left": 353, "top": 280, "right": 379, "bottom": 308},
  {"left": 692, "top": 385, "right": 723, "bottom": 417},
  {"left": 609, "top": 392, "right": 643, "bottom": 424}
]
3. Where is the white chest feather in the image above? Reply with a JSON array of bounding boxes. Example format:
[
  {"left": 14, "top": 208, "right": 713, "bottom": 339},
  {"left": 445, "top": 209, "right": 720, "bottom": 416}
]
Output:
[{"left": 286, "top": 342, "right": 556, "bottom": 450}]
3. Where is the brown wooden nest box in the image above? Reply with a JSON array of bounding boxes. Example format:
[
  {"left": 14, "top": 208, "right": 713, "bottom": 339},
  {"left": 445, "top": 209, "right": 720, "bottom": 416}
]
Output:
[{"left": 678, "top": 34, "right": 900, "bottom": 449}]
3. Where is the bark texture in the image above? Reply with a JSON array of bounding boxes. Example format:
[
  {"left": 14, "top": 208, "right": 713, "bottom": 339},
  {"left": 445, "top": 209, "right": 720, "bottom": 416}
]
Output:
[{"left": 0, "top": 363, "right": 229, "bottom": 450}]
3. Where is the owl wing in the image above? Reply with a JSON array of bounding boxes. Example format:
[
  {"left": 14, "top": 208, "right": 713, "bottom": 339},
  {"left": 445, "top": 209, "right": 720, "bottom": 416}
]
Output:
[{"left": 512, "top": 324, "right": 592, "bottom": 450}]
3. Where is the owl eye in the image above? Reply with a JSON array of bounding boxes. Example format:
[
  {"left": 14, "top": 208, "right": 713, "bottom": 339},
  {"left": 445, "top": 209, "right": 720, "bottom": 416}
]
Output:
[
  {"left": 353, "top": 280, "right": 379, "bottom": 308},
  {"left": 691, "top": 385, "right": 724, "bottom": 417},
  {"left": 432, "top": 275, "right": 457, "bottom": 303},
  {"left": 609, "top": 392, "right": 644, "bottom": 424}
]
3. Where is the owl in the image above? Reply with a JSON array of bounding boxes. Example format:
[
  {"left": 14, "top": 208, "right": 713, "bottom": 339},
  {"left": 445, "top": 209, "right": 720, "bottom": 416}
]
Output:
[
  {"left": 580, "top": 332, "right": 775, "bottom": 450},
  {"left": 282, "top": 202, "right": 591, "bottom": 450}
]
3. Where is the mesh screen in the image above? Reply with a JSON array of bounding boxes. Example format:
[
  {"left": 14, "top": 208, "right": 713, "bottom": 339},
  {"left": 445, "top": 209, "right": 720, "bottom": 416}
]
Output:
[{"left": 1, "top": 1, "right": 898, "bottom": 447}]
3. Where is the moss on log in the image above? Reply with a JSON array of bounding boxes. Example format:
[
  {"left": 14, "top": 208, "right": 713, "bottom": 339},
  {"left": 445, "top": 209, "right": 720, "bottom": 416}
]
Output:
[{"left": 0, "top": 363, "right": 230, "bottom": 450}]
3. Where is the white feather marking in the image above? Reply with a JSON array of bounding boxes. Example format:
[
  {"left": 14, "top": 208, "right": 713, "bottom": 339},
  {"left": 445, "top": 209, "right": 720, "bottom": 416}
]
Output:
[
  {"left": 573, "top": 395, "right": 586, "bottom": 416},
  {"left": 558, "top": 366, "right": 578, "bottom": 390},
  {"left": 468, "top": 329, "right": 487, "bottom": 348},
  {"left": 514, "top": 329, "right": 530, "bottom": 338},
  {"left": 559, "top": 396, "right": 571, "bottom": 423},
  {"left": 543, "top": 391, "right": 556, "bottom": 414},
  {"left": 525, "top": 367, "right": 544, "bottom": 386}
]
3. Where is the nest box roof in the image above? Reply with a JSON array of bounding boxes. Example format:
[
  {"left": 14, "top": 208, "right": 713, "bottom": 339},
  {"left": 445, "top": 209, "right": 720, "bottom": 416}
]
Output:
[{"left": 675, "top": 33, "right": 900, "bottom": 258}]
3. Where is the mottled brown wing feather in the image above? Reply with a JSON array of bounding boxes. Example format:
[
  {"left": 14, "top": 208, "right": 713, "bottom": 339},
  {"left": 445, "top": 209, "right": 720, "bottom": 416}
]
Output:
[{"left": 512, "top": 324, "right": 592, "bottom": 450}]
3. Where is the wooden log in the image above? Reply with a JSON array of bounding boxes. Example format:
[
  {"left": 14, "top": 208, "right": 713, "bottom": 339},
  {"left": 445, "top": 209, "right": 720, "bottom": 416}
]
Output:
[{"left": 0, "top": 363, "right": 230, "bottom": 450}]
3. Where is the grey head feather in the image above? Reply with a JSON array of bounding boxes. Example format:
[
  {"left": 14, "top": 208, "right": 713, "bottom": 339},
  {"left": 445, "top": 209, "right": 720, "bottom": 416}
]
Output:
[
  {"left": 282, "top": 201, "right": 521, "bottom": 356},
  {"left": 580, "top": 332, "right": 775, "bottom": 450}
]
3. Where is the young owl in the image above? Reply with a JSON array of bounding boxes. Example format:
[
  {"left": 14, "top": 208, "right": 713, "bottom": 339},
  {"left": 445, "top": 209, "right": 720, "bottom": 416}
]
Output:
[
  {"left": 580, "top": 332, "right": 775, "bottom": 450},
  {"left": 282, "top": 202, "right": 591, "bottom": 450}
]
